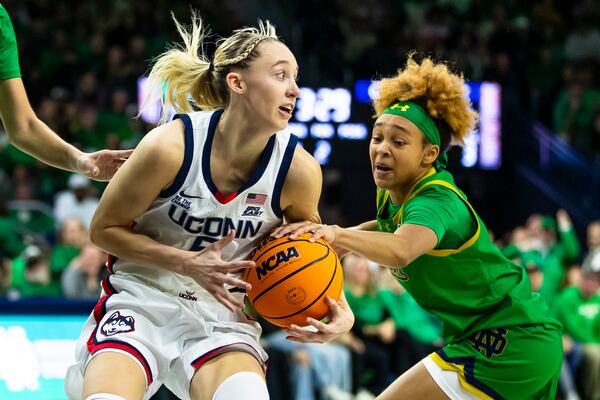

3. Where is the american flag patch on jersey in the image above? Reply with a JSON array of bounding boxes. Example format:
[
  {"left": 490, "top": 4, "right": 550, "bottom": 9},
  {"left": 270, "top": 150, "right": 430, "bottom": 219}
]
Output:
[{"left": 246, "top": 193, "right": 268, "bottom": 205}]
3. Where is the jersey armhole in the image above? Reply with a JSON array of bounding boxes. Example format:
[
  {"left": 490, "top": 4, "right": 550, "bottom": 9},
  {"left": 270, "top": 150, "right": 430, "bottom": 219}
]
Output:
[
  {"left": 159, "top": 113, "right": 194, "bottom": 198},
  {"left": 271, "top": 134, "right": 299, "bottom": 218}
]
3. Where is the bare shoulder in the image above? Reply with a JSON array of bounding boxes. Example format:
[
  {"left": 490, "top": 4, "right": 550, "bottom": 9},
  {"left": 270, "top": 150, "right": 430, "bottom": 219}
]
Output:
[
  {"left": 111, "top": 118, "right": 186, "bottom": 193},
  {"left": 285, "top": 145, "right": 322, "bottom": 189},
  {"left": 280, "top": 146, "right": 322, "bottom": 222},
  {"left": 133, "top": 119, "right": 185, "bottom": 169}
]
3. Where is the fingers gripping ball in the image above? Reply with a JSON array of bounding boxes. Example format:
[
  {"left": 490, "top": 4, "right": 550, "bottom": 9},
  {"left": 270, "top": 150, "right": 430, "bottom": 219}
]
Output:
[{"left": 245, "top": 233, "right": 343, "bottom": 327}]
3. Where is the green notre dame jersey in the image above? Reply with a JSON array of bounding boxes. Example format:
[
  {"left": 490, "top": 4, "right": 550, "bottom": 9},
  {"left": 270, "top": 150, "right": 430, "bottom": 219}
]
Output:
[
  {"left": 376, "top": 168, "right": 560, "bottom": 344},
  {"left": 0, "top": 4, "right": 21, "bottom": 80}
]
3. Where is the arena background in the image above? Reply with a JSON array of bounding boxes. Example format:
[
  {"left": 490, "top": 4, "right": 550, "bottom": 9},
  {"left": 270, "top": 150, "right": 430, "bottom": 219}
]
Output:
[{"left": 0, "top": 0, "right": 599, "bottom": 399}]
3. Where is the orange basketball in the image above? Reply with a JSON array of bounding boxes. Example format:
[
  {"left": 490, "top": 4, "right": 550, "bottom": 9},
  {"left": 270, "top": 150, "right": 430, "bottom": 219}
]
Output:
[{"left": 245, "top": 233, "right": 343, "bottom": 327}]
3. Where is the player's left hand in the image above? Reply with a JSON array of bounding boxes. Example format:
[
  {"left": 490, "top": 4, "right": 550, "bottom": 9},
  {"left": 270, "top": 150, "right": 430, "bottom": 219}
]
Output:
[
  {"left": 271, "top": 221, "right": 338, "bottom": 244},
  {"left": 77, "top": 149, "right": 134, "bottom": 181},
  {"left": 282, "top": 294, "right": 354, "bottom": 344}
]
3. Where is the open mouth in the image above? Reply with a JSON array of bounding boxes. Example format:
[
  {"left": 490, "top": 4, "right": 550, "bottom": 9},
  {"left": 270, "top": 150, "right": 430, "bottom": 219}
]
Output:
[
  {"left": 375, "top": 165, "right": 392, "bottom": 172},
  {"left": 279, "top": 105, "right": 293, "bottom": 117}
]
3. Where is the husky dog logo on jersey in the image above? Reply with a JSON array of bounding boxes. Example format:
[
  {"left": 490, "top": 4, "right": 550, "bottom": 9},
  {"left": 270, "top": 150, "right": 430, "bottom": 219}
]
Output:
[{"left": 101, "top": 311, "right": 135, "bottom": 336}]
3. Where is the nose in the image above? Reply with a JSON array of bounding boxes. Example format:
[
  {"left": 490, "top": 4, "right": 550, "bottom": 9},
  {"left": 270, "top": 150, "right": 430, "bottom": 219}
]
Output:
[
  {"left": 373, "top": 140, "right": 391, "bottom": 157},
  {"left": 288, "top": 80, "right": 300, "bottom": 99}
]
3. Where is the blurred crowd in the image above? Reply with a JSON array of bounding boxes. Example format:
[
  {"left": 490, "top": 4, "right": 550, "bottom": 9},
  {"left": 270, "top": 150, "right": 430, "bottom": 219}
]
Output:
[{"left": 1, "top": 1, "right": 600, "bottom": 399}]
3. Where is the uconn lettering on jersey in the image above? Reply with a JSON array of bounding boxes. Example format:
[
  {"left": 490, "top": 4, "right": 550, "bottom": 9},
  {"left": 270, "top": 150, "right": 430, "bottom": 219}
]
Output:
[{"left": 168, "top": 204, "right": 263, "bottom": 250}]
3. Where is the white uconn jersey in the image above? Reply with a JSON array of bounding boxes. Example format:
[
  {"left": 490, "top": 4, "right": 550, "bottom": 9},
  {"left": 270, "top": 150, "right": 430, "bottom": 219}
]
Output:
[{"left": 111, "top": 109, "right": 298, "bottom": 299}]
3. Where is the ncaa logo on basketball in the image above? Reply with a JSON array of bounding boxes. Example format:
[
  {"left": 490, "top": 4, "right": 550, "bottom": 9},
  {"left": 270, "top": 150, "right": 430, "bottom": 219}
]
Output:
[{"left": 255, "top": 246, "right": 300, "bottom": 281}]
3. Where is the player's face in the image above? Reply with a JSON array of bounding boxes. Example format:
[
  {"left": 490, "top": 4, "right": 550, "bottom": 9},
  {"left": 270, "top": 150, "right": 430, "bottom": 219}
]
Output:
[
  {"left": 239, "top": 41, "right": 300, "bottom": 131},
  {"left": 369, "top": 113, "right": 431, "bottom": 192}
]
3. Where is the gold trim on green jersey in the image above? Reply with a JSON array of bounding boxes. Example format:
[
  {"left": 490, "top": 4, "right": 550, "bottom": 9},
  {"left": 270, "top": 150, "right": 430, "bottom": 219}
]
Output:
[
  {"left": 376, "top": 168, "right": 437, "bottom": 226},
  {"left": 377, "top": 168, "right": 481, "bottom": 256},
  {"left": 429, "top": 353, "right": 494, "bottom": 399},
  {"left": 406, "top": 180, "right": 481, "bottom": 257}
]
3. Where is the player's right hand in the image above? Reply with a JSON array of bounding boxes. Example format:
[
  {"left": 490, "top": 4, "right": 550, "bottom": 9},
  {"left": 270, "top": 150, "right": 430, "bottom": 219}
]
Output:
[
  {"left": 270, "top": 221, "right": 338, "bottom": 244},
  {"left": 181, "top": 230, "right": 255, "bottom": 312}
]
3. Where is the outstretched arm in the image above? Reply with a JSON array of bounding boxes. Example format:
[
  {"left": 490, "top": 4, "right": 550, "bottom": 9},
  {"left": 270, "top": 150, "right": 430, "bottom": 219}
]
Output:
[
  {"left": 0, "top": 78, "right": 132, "bottom": 180},
  {"left": 273, "top": 221, "right": 438, "bottom": 269}
]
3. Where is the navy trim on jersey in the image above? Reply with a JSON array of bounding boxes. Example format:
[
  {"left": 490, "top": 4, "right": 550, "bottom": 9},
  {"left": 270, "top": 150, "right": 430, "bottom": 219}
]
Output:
[
  {"left": 271, "top": 134, "right": 298, "bottom": 218},
  {"left": 202, "top": 109, "right": 278, "bottom": 202},
  {"left": 159, "top": 113, "right": 194, "bottom": 198},
  {"left": 435, "top": 349, "right": 505, "bottom": 399},
  {"left": 202, "top": 109, "right": 224, "bottom": 196},
  {"left": 238, "top": 135, "right": 276, "bottom": 193}
]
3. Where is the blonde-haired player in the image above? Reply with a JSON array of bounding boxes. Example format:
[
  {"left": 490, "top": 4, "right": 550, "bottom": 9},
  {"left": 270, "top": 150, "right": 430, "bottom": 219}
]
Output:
[{"left": 65, "top": 12, "right": 353, "bottom": 400}]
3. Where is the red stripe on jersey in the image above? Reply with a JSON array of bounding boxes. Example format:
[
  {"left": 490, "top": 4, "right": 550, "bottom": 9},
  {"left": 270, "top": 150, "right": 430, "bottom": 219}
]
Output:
[
  {"left": 100, "top": 277, "right": 116, "bottom": 295},
  {"left": 87, "top": 338, "right": 154, "bottom": 385},
  {"left": 190, "top": 342, "right": 264, "bottom": 370},
  {"left": 92, "top": 295, "right": 109, "bottom": 324},
  {"left": 85, "top": 284, "right": 154, "bottom": 385},
  {"left": 214, "top": 190, "right": 238, "bottom": 204}
]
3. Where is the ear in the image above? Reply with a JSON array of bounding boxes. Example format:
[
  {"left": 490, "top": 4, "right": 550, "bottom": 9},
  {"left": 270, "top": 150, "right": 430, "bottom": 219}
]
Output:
[
  {"left": 225, "top": 71, "right": 246, "bottom": 94},
  {"left": 422, "top": 144, "right": 440, "bottom": 165}
]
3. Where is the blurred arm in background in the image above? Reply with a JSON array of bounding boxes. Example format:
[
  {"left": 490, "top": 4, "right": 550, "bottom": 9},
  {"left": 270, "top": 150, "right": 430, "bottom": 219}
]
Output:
[{"left": 0, "top": 4, "right": 131, "bottom": 181}]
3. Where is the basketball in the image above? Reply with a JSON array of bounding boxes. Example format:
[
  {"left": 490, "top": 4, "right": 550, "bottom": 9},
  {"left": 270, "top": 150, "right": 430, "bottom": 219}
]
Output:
[{"left": 245, "top": 233, "right": 343, "bottom": 327}]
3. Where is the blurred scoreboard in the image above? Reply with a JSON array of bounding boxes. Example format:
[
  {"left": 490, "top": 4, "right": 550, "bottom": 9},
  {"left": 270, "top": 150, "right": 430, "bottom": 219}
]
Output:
[{"left": 138, "top": 79, "right": 501, "bottom": 169}]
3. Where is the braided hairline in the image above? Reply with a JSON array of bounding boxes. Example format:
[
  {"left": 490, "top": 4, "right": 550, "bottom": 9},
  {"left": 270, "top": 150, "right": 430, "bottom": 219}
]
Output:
[{"left": 214, "top": 36, "right": 269, "bottom": 68}]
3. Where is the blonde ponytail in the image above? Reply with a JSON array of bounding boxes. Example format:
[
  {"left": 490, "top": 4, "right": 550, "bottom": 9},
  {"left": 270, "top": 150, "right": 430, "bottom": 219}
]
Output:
[{"left": 144, "top": 12, "right": 280, "bottom": 125}]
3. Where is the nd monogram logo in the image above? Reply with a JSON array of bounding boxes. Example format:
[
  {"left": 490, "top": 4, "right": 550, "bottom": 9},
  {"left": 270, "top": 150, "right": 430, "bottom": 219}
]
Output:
[
  {"left": 469, "top": 328, "right": 508, "bottom": 358},
  {"left": 391, "top": 268, "right": 409, "bottom": 281}
]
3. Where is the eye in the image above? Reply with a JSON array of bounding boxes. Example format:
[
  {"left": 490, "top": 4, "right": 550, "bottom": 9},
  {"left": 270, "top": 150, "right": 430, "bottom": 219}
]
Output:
[
  {"left": 394, "top": 140, "right": 406, "bottom": 146},
  {"left": 276, "top": 71, "right": 286, "bottom": 80},
  {"left": 371, "top": 135, "right": 382, "bottom": 143}
]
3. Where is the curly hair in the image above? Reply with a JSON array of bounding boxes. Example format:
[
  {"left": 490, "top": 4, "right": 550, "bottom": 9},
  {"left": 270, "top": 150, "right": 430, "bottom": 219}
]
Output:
[{"left": 373, "top": 54, "right": 478, "bottom": 146}]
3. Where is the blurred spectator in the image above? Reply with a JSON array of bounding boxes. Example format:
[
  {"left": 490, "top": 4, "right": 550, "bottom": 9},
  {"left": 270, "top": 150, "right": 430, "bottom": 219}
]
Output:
[
  {"left": 378, "top": 272, "right": 443, "bottom": 377},
  {"left": 528, "top": 44, "right": 564, "bottom": 126},
  {"left": 262, "top": 330, "right": 353, "bottom": 400},
  {"left": 342, "top": 254, "right": 390, "bottom": 397},
  {"left": 98, "top": 89, "right": 133, "bottom": 147},
  {"left": 522, "top": 250, "right": 545, "bottom": 293},
  {"left": 71, "top": 107, "right": 104, "bottom": 152},
  {"left": 49, "top": 217, "right": 88, "bottom": 280},
  {"left": 96, "top": 88, "right": 133, "bottom": 149},
  {"left": 564, "top": 15, "right": 600, "bottom": 63},
  {"left": 74, "top": 72, "right": 103, "bottom": 110},
  {"left": 7, "top": 245, "right": 61, "bottom": 298},
  {"left": 53, "top": 173, "right": 99, "bottom": 228},
  {"left": 0, "top": 193, "right": 26, "bottom": 259},
  {"left": 0, "top": 254, "right": 11, "bottom": 296},
  {"left": 553, "top": 78, "right": 600, "bottom": 155},
  {"left": 586, "top": 220, "right": 600, "bottom": 254},
  {"left": 553, "top": 251, "right": 600, "bottom": 400},
  {"left": 518, "top": 210, "right": 581, "bottom": 304},
  {"left": 61, "top": 243, "right": 106, "bottom": 299}
]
